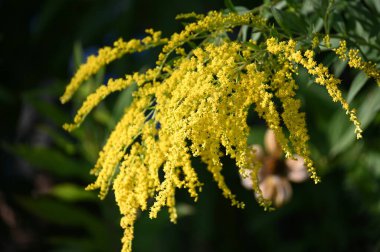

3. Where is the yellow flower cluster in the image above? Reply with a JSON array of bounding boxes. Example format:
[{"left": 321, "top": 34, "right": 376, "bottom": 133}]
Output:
[
  {"left": 63, "top": 69, "right": 159, "bottom": 131},
  {"left": 270, "top": 62, "right": 315, "bottom": 181},
  {"left": 175, "top": 12, "right": 204, "bottom": 20},
  {"left": 266, "top": 37, "right": 362, "bottom": 140},
  {"left": 156, "top": 10, "right": 265, "bottom": 66},
  {"left": 334, "top": 40, "right": 380, "bottom": 85},
  {"left": 60, "top": 29, "right": 167, "bottom": 104},
  {"left": 323, "top": 34, "right": 331, "bottom": 48},
  {"left": 61, "top": 9, "right": 378, "bottom": 252}
]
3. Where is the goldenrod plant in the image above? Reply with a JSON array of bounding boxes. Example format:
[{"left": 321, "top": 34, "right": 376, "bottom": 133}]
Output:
[{"left": 61, "top": 1, "right": 380, "bottom": 251}]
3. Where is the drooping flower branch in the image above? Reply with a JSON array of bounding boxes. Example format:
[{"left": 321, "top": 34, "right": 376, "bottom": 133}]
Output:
[{"left": 61, "top": 9, "right": 380, "bottom": 252}]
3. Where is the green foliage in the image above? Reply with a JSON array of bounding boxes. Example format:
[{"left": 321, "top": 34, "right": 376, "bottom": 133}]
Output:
[
  {"left": 50, "top": 184, "right": 97, "bottom": 202},
  {"left": 264, "top": 2, "right": 380, "bottom": 217},
  {"left": 4, "top": 46, "right": 129, "bottom": 250},
  {"left": 8, "top": 144, "right": 89, "bottom": 180}
]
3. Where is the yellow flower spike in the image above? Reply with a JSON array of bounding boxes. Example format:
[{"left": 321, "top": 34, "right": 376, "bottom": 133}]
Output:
[
  {"left": 113, "top": 144, "right": 148, "bottom": 252},
  {"left": 243, "top": 63, "right": 292, "bottom": 158},
  {"left": 175, "top": 12, "right": 205, "bottom": 20},
  {"left": 63, "top": 68, "right": 161, "bottom": 131},
  {"left": 266, "top": 37, "right": 362, "bottom": 141},
  {"left": 312, "top": 35, "right": 320, "bottom": 49},
  {"left": 63, "top": 76, "right": 134, "bottom": 131},
  {"left": 333, "top": 40, "right": 380, "bottom": 85},
  {"left": 86, "top": 95, "right": 151, "bottom": 198},
  {"left": 60, "top": 31, "right": 167, "bottom": 104},
  {"left": 270, "top": 61, "right": 319, "bottom": 181},
  {"left": 156, "top": 10, "right": 264, "bottom": 67},
  {"left": 333, "top": 40, "right": 348, "bottom": 60},
  {"left": 323, "top": 34, "right": 331, "bottom": 48},
  {"left": 149, "top": 163, "right": 177, "bottom": 219}
]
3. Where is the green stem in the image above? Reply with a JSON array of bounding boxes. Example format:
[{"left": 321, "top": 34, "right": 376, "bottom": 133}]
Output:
[{"left": 324, "top": 0, "right": 335, "bottom": 34}]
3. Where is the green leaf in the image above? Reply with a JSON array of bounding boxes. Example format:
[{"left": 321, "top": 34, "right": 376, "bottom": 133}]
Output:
[
  {"left": 332, "top": 59, "right": 347, "bottom": 77},
  {"left": 38, "top": 125, "right": 76, "bottom": 155},
  {"left": 329, "top": 124, "right": 355, "bottom": 157},
  {"left": 112, "top": 83, "right": 137, "bottom": 121},
  {"left": 330, "top": 87, "right": 380, "bottom": 156},
  {"left": 347, "top": 71, "right": 369, "bottom": 104},
  {"left": 365, "top": 0, "right": 380, "bottom": 13},
  {"left": 23, "top": 94, "right": 70, "bottom": 126},
  {"left": 234, "top": 6, "right": 249, "bottom": 14},
  {"left": 94, "top": 66, "right": 105, "bottom": 84},
  {"left": 224, "top": 0, "right": 236, "bottom": 13},
  {"left": 73, "top": 41, "right": 84, "bottom": 70},
  {"left": 358, "top": 87, "right": 380, "bottom": 128},
  {"left": 271, "top": 8, "right": 308, "bottom": 35},
  {"left": 22, "top": 82, "right": 69, "bottom": 125},
  {"left": 321, "top": 52, "right": 338, "bottom": 67},
  {"left": 295, "top": 67, "right": 314, "bottom": 86},
  {"left": 247, "top": 126, "right": 265, "bottom": 146},
  {"left": 331, "top": 13, "right": 346, "bottom": 35},
  {"left": 239, "top": 25, "right": 249, "bottom": 42},
  {"left": 251, "top": 32, "right": 261, "bottom": 41},
  {"left": 50, "top": 183, "right": 97, "bottom": 202},
  {"left": 327, "top": 109, "right": 350, "bottom": 148},
  {"left": 365, "top": 152, "right": 380, "bottom": 177},
  {"left": 92, "top": 105, "right": 115, "bottom": 129},
  {"left": 355, "top": 21, "right": 369, "bottom": 41},
  {"left": 271, "top": 8, "right": 290, "bottom": 35},
  {"left": 6, "top": 144, "right": 90, "bottom": 180},
  {"left": 17, "top": 197, "right": 98, "bottom": 228},
  {"left": 16, "top": 197, "right": 110, "bottom": 247}
]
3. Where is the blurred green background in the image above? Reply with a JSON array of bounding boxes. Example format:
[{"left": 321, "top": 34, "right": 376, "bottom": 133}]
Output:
[{"left": 1, "top": 0, "right": 380, "bottom": 251}]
